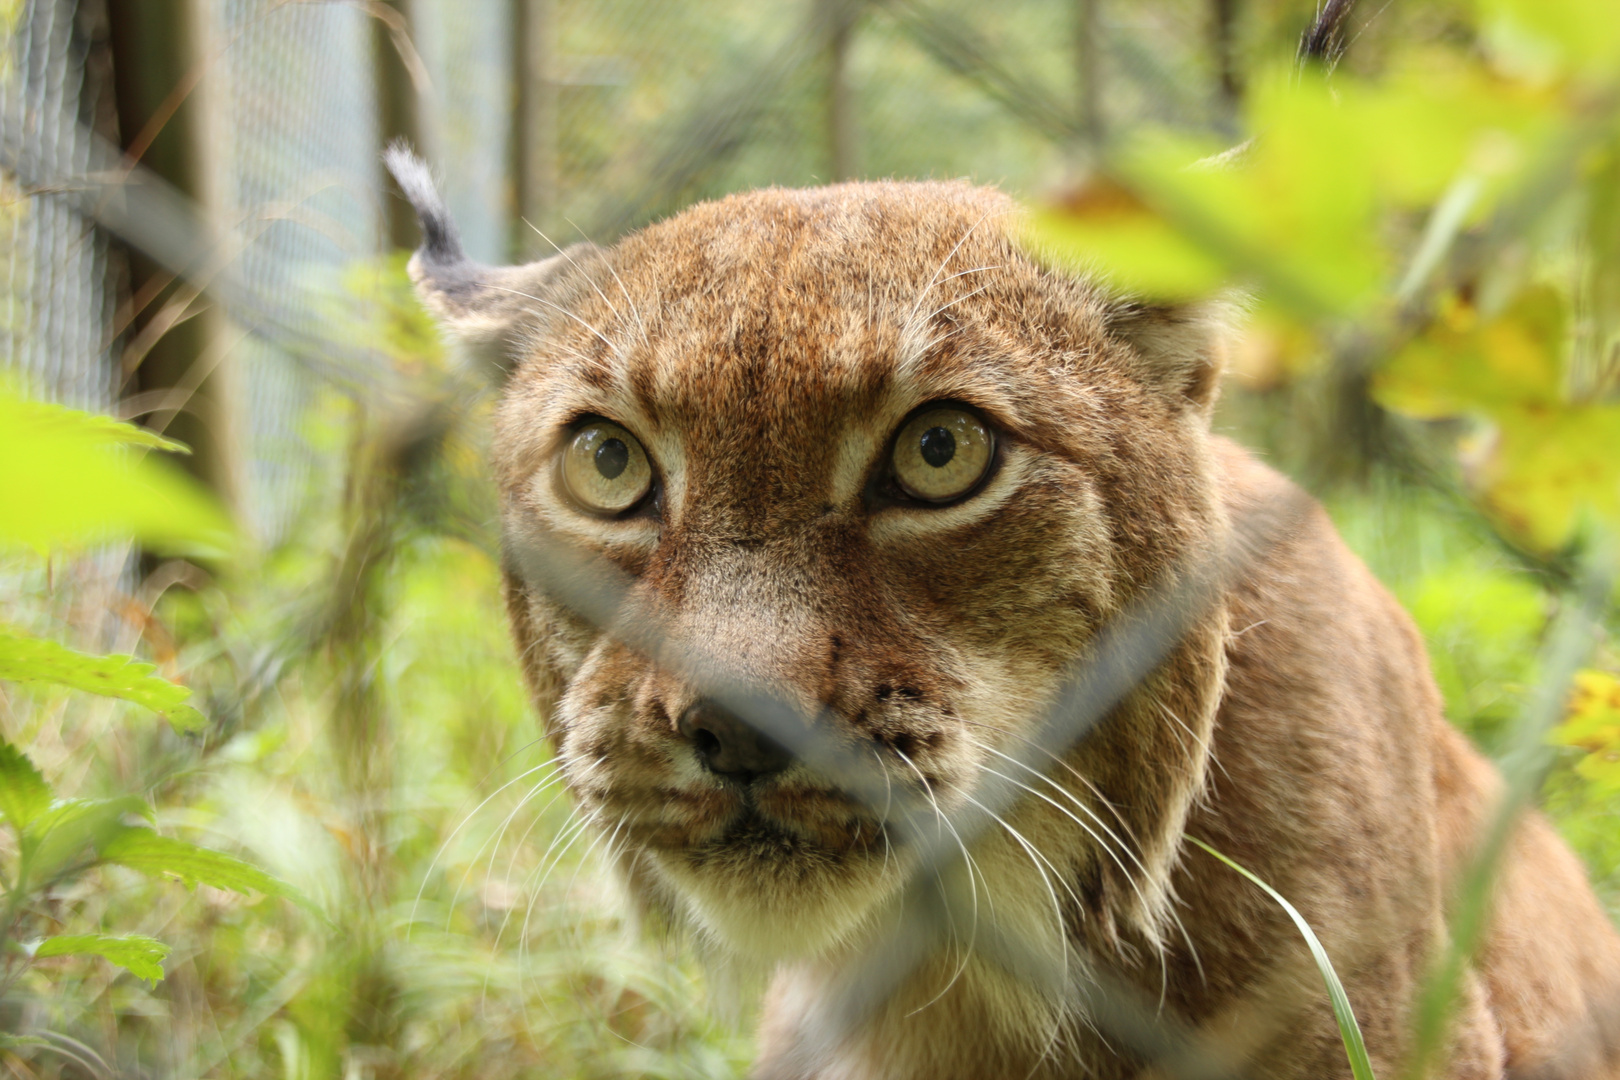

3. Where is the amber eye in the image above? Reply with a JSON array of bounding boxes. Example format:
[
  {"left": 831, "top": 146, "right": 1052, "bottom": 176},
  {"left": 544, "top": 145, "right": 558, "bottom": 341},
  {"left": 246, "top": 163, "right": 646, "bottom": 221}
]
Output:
[
  {"left": 559, "top": 420, "right": 653, "bottom": 515},
  {"left": 891, "top": 407, "right": 993, "bottom": 503}
]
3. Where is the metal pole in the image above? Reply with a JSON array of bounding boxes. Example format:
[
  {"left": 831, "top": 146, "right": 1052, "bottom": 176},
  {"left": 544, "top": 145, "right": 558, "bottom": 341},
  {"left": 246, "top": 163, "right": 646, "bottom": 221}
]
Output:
[
  {"left": 1077, "top": 0, "right": 1103, "bottom": 153},
  {"left": 825, "top": 0, "right": 857, "bottom": 182},
  {"left": 513, "top": 0, "right": 558, "bottom": 257},
  {"left": 375, "top": 0, "right": 423, "bottom": 252},
  {"left": 105, "top": 0, "right": 241, "bottom": 513}
]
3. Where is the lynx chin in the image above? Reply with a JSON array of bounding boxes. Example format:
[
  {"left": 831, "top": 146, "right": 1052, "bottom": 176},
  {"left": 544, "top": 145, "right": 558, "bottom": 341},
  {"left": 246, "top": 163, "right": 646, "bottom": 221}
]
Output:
[{"left": 388, "top": 146, "right": 1620, "bottom": 1080}]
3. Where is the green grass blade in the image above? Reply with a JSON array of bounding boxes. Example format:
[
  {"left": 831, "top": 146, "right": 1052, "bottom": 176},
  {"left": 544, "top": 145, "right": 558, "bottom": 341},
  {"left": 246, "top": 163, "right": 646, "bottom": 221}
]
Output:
[{"left": 1189, "top": 836, "right": 1378, "bottom": 1080}]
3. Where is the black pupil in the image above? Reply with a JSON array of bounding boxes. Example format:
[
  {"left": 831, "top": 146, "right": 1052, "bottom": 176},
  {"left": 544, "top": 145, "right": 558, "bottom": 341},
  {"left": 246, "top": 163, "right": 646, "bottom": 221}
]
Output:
[
  {"left": 595, "top": 437, "right": 629, "bottom": 480},
  {"left": 919, "top": 426, "right": 956, "bottom": 468}
]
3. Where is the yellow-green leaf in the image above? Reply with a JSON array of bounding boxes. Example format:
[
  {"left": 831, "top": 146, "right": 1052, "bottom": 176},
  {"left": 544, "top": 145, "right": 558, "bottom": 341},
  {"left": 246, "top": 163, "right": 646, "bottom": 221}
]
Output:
[
  {"left": 1481, "top": 403, "right": 1620, "bottom": 551},
  {"left": 33, "top": 933, "right": 169, "bottom": 984},
  {"left": 1477, "top": 0, "right": 1620, "bottom": 76},
  {"left": 1375, "top": 288, "right": 1566, "bottom": 419},
  {"left": 1025, "top": 177, "right": 1228, "bottom": 300},
  {"left": 0, "top": 385, "right": 233, "bottom": 555},
  {"left": 1551, "top": 670, "right": 1620, "bottom": 795},
  {"left": 0, "top": 628, "right": 206, "bottom": 733},
  {"left": 0, "top": 738, "right": 52, "bottom": 829}
]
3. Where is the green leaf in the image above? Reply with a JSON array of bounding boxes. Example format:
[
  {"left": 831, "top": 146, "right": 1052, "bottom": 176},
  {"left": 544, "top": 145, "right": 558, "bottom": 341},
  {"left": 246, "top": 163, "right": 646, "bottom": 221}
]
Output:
[
  {"left": 0, "top": 739, "right": 52, "bottom": 829},
  {"left": 27, "top": 796, "right": 153, "bottom": 885},
  {"left": 19, "top": 399, "right": 192, "bottom": 453},
  {"left": 0, "top": 384, "right": 233, "bottom": 556},
  {"left": 1189, "top": 837, "right": 1378, "bottom": 1080},
  {"left": 32, "top": 933, "right": 169, "bottom": 984},
  {"left": 100, "top": 827, "right": 304, "bottom": 904},
  {"left": 1478, "top": 0, "right": 1620, "bottom": 75},
  {"left": 0, "top": 628, "right": 206, "bottom": 733},
  {"left": 1025, "top": 178, "right": 1229, "bottom": 300}
]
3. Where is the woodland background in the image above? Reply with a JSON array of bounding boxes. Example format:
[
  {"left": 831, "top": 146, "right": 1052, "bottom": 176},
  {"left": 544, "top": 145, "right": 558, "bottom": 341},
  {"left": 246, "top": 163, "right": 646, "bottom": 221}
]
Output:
[{"left": 2, "top": 0, "right": 1619, "bottom": 1077}]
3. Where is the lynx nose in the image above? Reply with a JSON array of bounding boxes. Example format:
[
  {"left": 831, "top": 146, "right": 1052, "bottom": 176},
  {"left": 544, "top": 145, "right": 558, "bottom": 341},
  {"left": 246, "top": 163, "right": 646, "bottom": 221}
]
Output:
[{"left": 678, "top": 699, "right": 793, "bottom": 783}]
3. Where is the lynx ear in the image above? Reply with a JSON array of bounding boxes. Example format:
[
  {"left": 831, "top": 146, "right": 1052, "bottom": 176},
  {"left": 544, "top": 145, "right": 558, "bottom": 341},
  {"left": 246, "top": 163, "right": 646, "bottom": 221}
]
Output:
[
  {"left": 1102, "top": 299, "right": 1236, "bottom": 414},
  {"left": 384, "top": 144, "right": 599, "bottom": 379}
]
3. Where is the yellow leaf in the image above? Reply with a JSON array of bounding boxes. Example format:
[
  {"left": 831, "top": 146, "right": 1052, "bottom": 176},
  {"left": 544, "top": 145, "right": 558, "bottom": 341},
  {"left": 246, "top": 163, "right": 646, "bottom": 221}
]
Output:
[
  {"left": 1554, "top": 670, "right": 1620, "bottom": 795},
  {"left": 1480, "top": 403, "right": 1620, "bottom": 551},
  {"left": 1374, "top": 287, "right": 1566, "bottom": 418}
]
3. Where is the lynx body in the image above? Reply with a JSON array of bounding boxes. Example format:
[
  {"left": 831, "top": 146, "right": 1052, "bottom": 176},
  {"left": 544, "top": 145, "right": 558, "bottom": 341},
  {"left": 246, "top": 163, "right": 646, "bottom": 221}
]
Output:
[{"left": 390, "top": 152, "right": 1620, "bottom": 1079}]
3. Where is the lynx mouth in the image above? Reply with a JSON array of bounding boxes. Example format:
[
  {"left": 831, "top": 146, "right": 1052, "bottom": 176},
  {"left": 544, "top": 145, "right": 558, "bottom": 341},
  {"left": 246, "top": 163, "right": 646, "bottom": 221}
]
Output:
[
  {"left": 654, "top": 803, "right": 904, "bottom": 959},
  {"left": 683, "top": 802, "right": 890, "bottom": 868}
]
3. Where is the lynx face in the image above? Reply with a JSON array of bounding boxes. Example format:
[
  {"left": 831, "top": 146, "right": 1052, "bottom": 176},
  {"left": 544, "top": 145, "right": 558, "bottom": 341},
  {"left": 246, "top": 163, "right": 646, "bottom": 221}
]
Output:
[{"left": 398, "top": 166, "right": 1228, "bottom": 962}]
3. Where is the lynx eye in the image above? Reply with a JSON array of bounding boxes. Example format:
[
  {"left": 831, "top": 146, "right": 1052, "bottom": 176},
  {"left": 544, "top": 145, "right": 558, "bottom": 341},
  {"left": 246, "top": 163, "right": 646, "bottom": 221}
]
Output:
[
  {"left": 559, "top": 420, "right": 653, "bottom": 515},
  {"left": 891, "top": 407, "right": 993, "bottom": 503}
]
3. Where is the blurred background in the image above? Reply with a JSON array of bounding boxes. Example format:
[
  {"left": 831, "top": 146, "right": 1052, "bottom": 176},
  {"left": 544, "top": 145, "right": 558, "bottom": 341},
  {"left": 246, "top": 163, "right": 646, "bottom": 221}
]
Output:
[{"left": 2, "top": 0, "right": 1618, "bottom": 1077}]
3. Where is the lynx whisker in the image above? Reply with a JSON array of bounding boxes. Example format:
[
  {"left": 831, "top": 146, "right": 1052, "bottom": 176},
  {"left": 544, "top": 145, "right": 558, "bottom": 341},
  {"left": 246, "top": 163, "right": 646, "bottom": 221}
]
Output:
[
  {"left": 959, "top": 719, "right": 1148, "bottom": 861},
  {"left": 921, "top": 281, "right": 994, "bottom": 326},
  {"left": 487, "top": 780, "right": 580, "bottom": 951},
  {"left": 512, "top": 809, "right": 597, "bottom": 957},
  {"left": 894, "top": 748, "right": 986, "bottom": 1012},
  {"left": 524, "top": 217, "right": 651, "bottom": 354},
  {"left": 411, "top": 759, "right": 560, "bottom": 934},
  {"left": 990, "top": 742, "right": 1204, "bottom": 989},
  {"left": 956, "top": 793, "right": 1077, "bottom": 1001},
  {"left": 873, "top": 746, "right": 897, "bottom": 878},
  {"left": 479, "top": 281, "right": 624, "bottom": 356},
  {"left": 904, "top": 209, "right": 1005, "bottom": 329}
]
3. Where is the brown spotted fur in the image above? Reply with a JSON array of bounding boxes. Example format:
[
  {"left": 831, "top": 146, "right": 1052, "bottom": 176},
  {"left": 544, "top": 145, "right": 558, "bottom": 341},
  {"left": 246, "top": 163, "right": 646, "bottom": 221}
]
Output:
[{"left": 402, "top": 176, "right": 1620, "bottom": 1079}]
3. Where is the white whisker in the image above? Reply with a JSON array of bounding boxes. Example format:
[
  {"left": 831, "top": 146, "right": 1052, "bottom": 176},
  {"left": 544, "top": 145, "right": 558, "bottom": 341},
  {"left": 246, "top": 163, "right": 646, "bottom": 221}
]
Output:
[
  {"left": 411, "top": 758, "right": 559, "bottom": 935},
  {"left": 895, "top": 749, "right": 986, "bottom": 1012}
]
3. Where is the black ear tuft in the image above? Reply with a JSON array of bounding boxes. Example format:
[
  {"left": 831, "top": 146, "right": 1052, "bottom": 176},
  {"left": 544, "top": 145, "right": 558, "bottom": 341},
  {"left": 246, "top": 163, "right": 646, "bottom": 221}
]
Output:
[
  {"left": 381, "top": 144, "right": 604, "bottom": 382},
  {"left": 383, "top": 141, "right": 463, "bottom": 266}
]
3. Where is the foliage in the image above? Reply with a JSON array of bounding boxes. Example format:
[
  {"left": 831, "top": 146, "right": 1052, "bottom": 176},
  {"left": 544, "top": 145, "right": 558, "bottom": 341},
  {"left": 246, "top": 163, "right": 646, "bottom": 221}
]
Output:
[
  {"left": 0, "top": 383, "right": 233, "bottom": 557},
  {"left": 0, "top": 398, "right": 301, "bottom": 1012},
  {"left": 1551, "top": 670, "right": 1620, "bottom": 795},
  {"left": 0, "top": 627, "right": 206, "bottom": 733},
  {"left": 1033, "top": 0, "right": 1620, "bottom": 559}
]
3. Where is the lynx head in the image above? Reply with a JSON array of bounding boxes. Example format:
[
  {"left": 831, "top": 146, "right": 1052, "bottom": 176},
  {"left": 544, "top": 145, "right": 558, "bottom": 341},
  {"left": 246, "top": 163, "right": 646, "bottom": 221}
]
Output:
[{"left": 390, "top": 148, "right": 1232, "bottom": 964}]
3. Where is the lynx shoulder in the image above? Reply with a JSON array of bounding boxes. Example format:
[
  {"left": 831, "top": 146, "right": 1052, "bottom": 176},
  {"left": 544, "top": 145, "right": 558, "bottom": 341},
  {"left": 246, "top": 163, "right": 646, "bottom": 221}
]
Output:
[{"left": 388, "top": 148, "right": 1620, "bottom": 1079}]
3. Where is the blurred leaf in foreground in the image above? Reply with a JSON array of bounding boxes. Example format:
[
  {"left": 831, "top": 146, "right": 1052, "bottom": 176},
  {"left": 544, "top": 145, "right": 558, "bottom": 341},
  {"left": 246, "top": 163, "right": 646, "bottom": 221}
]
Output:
[
  {"left": 1376, "top": 287, "right": 1620, "bottom": 551},
  {"left": 100, "top": 826, "right": 310, "bottom": 908},
  {"left": 1027, "top": 173, "right": 1228, "bottom": 299},
  {"left": 0, "top": 384, "right": 233, "bottom": 556},
  {"left": 1482, "top": 403, "right": 1620, "bottom": 551},
  {"left": 1374, "top": 289, "right": 1566, "bottom": 418},
  {"left": 32, "top": 933, "right": 170, "bottom": 985},
  {"left": 1551, "top": 669, "right": 1620, "bottom": 794},
  {"left": 0, "top": 738, "right": 52, "bottom": 828},
  {"left": 0, "top": 627, "right": 207, "bottom": 733}
]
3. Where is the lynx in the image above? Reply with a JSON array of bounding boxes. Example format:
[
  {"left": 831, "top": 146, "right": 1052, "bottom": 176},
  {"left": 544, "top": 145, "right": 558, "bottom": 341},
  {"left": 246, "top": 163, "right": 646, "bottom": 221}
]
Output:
[{"left": 387, "top": 148, "right": 1620, "bottom": 1079}]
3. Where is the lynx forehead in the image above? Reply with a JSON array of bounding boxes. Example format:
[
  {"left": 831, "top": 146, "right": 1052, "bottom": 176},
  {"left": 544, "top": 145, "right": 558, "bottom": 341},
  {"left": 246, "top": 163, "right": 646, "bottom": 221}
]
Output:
[{"left": 390, "top": 149, "right": 1620, "bottom": 1080}]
